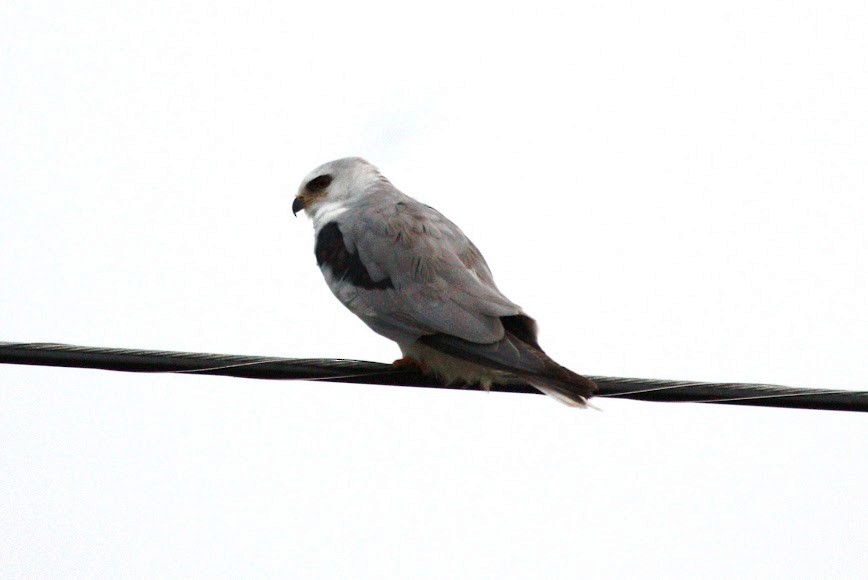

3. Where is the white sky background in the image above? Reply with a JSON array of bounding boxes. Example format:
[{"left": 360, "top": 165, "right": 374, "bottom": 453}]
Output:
[{"left": 1, "top": 1, "right": 867, "bottom": 577}]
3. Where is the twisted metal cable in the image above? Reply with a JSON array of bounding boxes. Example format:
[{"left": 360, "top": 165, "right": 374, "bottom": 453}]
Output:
[{"left": 1, "top": 341, "right": 865, "bottom": 412}]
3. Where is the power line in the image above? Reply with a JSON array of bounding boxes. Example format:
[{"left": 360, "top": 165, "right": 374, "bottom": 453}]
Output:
[{"left": 1, "top": 341, "right": 866, "bottom": 413}]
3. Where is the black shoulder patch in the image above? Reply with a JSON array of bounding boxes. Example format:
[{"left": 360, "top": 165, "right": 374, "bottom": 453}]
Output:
[
  {"left": 501, "top": 314, "right": 543, "bottom": 351},
  {"left": 315, "top": 222, "right": 394, "bottom": 290}
]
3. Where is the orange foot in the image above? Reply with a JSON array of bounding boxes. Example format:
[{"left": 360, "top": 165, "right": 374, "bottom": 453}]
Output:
[{"left": 392, "top": 356, "right": 430, "bottom": 374}]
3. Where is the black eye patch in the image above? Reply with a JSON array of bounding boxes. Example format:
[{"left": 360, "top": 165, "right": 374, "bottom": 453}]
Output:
[{"left": 306, "top": 174, "right": 333, "bottom": 193}]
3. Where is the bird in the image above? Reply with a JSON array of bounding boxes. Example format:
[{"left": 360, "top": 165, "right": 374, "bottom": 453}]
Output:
[{"left": 292, "top": 157, "right": 596, "bottom": 406}]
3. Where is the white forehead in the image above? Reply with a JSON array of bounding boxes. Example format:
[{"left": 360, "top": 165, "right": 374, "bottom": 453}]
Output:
[{"left": 300, "top": 157, "right": 381, "bottom": 188}]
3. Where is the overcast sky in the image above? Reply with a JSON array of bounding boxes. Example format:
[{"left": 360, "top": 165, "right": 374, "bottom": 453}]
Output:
[{"left": 2, "top": 1, "right": 867, "bottom": 578}]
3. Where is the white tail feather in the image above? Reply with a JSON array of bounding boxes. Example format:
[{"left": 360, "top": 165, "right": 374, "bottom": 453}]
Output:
[{"left": 525, "top": 378, "right": 588, "bottom": 407}]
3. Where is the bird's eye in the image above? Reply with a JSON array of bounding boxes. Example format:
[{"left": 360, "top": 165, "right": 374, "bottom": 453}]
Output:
[{"left": 306, "top": 174, "right": 333, "bottom": 193}]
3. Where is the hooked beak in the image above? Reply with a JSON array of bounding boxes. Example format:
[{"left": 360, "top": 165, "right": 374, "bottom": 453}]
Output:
[{"left": 292, "top": 196, "right": 305, "bottom": 217}]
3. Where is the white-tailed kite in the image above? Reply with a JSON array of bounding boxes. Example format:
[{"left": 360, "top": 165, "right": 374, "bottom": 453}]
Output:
[{"left": 293, "top": 157, "right": 596, "bottom": 406}]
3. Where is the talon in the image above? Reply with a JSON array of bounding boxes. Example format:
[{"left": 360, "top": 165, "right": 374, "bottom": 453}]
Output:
[{"left": 392, "top": 356, "right": 429, "bottom": 374}]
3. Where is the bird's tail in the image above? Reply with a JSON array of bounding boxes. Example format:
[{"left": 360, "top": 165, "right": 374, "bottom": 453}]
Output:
[
  {"left": 518, "top": 362, "right": 597, "bottom": 407},
  {"left": 417, "top": 331, "right": 597, "bottom": 407}
]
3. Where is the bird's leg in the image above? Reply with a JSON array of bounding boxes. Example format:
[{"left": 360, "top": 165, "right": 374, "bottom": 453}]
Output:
[{"left": 392, "top": 356, "right": 430, "bottom": 374}]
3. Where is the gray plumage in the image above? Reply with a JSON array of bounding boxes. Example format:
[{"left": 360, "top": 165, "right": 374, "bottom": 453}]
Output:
[{"left": 294, "top": 157, "right": 596, "bottom": 406}]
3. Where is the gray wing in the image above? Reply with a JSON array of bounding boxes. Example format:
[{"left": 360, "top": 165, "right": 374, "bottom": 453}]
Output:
[
  {"left": 324, "top": 189, "right": 597, "bottom": 405},
  {"left": 331, "top": 192, "right": 522, "bottom": 345}
]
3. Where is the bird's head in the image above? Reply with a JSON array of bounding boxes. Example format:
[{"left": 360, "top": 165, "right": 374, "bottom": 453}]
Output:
[{"left": 293, "top": 157, "right": 385, "bottom": 218}]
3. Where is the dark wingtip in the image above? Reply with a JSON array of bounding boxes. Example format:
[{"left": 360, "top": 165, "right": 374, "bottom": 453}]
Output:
[{"left": 416, "top": 329, "right": 597, "bottom": 404}]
